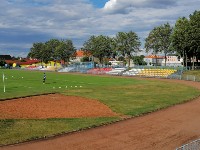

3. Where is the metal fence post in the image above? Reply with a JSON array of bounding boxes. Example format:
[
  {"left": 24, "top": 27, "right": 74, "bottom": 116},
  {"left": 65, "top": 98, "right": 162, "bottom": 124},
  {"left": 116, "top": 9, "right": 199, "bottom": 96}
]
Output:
[{"left": 176, "top": 138, "right": 200, "bottom": 150}]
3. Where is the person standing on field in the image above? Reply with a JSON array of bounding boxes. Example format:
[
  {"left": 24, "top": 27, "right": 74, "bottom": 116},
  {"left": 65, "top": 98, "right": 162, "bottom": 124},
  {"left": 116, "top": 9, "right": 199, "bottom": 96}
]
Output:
[{"left": 43, "top": 73, "right": 46, "bottom": 84}]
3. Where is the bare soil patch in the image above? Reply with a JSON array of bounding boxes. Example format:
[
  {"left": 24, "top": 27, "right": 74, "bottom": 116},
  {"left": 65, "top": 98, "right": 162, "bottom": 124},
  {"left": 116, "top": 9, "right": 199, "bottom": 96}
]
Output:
[{"left": 0, "top": 94, "right": 118, "bottom": 119}]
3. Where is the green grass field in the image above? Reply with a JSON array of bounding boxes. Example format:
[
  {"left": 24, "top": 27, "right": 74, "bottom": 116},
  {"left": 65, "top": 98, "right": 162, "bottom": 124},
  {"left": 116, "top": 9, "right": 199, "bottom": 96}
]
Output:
[
  {"left": 0, "top": 69, "right": 200, "bottom": 145},
  {"left": 183, "top": 70, "right": 200, "bottom": 77}
]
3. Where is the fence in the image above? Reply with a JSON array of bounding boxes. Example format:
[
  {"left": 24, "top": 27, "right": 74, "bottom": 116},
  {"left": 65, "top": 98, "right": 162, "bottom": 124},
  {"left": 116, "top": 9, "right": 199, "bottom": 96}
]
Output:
[
  {"left": 187, "top": 66, "right": 200, "bottom": 70},
  {"left": 176, "top": 138, "right": 200, "bottom": 150},
  {"left": 167, "top": 74, "right": 200, "bottom": 82}
]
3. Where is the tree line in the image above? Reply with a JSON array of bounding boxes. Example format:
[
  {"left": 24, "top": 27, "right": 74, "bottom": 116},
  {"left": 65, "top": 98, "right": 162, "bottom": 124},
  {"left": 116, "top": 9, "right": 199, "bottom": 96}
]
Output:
[
  {"left": 171, "top": 10, "right": 200, "bottom": 69},
  {"left": 28, "top": 10, "right": 200, "bottom": 68},
  {"left": 28, "top": 39, "right": 76, "bottom": 64},
  {"left": 145, "top": 10, "right": 200, "bottom": 69}
]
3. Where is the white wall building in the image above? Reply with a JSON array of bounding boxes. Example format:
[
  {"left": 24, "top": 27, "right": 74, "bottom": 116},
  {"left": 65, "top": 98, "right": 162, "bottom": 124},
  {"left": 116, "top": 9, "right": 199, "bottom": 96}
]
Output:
[
  {"left": 144, "top": 55, "right": 183, "bottom": 67},
  {"left": 144, "top": 55, "right": 165, "bottom": 66},
  {"left": 162, "top": 55, "right": 183, "bottom": 67}
]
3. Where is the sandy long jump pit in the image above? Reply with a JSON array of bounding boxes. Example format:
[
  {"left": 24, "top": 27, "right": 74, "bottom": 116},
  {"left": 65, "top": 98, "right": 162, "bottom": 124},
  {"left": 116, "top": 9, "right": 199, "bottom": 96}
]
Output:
[{"left": 0, "top": 94, "right": 118, "bottom": 119}]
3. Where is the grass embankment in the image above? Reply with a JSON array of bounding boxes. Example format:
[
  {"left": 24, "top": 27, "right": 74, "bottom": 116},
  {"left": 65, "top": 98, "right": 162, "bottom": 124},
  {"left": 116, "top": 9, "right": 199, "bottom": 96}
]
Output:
[
  {"left": 0, "top": 69, "right": 200, "bottom": 145},
  {"left": 183, "top": 70, "right": 200, "bottom": 77},
  {"left": 0, "top": 118, "right": 118, "bottom": 145},
  {"left": 181, "top": 70, "right": 200, "bottom": 81}
]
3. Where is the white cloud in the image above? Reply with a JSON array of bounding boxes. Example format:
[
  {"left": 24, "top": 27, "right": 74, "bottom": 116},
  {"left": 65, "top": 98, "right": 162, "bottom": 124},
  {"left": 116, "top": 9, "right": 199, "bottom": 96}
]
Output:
[
  {"left": 103, "top": 0, "right": 177, "bottom": 14},
  {"left": 104, "top": 0, "right": 117, "bottom": 10}
]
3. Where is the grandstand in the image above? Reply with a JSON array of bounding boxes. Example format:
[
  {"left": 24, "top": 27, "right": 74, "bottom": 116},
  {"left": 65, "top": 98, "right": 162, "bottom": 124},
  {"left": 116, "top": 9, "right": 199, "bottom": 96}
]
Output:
[
  {"left": 122, "top": 67, "right": 180, "bottom": 78},
  {"left": 76, "top": 66, "right": 180, "bottom": 78},
  {"left": 137, "top": 68, "right": 177, "bottom": 77},
  {"left": 58, "top": 62, "right": 94, "bottom": 73},
  {"left": 120, "top": 66, "right": 184, "bottom": 78},
  {"left": 87, "top": 68, "right": 112, "bottom": 74},
  {"left": 106, "top": 68, "right": 126, "bottom": 75},
  {"left": 58, "top": 67, "right": 75, "bottom": 72}
]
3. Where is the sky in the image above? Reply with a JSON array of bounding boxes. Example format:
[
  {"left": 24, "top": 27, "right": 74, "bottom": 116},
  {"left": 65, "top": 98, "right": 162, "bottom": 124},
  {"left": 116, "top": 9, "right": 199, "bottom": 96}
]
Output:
[{"left": 0, "top": 0, "right": 200, "bottom": 57}]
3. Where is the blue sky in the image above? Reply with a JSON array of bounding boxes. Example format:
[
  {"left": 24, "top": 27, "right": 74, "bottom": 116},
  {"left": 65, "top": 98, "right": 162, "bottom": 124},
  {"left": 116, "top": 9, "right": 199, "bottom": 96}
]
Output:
[
  {"left": 90, "top": 0, "right": 109, "bottom": 8},
  {"left": 0, "top": 0, "right": 200, "bottom": 57}
]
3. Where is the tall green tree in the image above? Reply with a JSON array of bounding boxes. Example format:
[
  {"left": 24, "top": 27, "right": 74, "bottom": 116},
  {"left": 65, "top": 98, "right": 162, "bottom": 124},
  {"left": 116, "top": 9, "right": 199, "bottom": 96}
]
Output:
[
  {"left": 145, "top": 23, "right": 172, "bottom": 66},
  {"left": 45, "top": 39, "right": 60, "bottom": 61},
  {"left": 28, "top": 42, "right": 45, "bottom": 61},
  {"left": 171, "top": 10, "right": 200, "bottom": 69},
  {"left": 145, "top": 27, "right": 160, "bottom": 66},
  {"left": 28, "top": 39, "right": 60, "bottom": 63},
  {"left": 55, "top": 40, "right": 76, "bottom": 65},
  {"left": 132, "top": 55, "right": 147, "bottom": 65},
  {"left": 28, "top": 39, "right": 76, "bottom": 65},
  {"left": 158, "top": 23, "right": 173, "bottom": 66},
  {"left": 188, "top": 10, "right": 200, "bottom": 69},
  {"left": 170, "top": 17, "right": 190, "bottom": 68},
  {"left": 82, "top": 35, "right": 113, "bottom": 65},
  {"left": 114, "top": 31, "right": 141, "bottom": 67}
]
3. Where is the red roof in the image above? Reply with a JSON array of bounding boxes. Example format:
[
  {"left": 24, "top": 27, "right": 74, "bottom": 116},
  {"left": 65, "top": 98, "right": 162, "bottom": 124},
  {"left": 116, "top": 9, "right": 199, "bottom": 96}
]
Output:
[
  {"left": 5, "top": 59, "right": 40, "bottom": 65},
  {"left": 76, "top": 50, "right": 84, "bottom": 57},
  {"left": 76, "top": 50, "right": 91, "bottom": 57}
]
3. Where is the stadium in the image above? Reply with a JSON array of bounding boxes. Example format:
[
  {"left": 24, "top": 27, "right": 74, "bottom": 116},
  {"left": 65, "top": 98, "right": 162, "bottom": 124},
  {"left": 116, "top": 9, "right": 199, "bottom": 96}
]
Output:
[{"left": 0, "top": 6, "right": 200, "bottom": 150}]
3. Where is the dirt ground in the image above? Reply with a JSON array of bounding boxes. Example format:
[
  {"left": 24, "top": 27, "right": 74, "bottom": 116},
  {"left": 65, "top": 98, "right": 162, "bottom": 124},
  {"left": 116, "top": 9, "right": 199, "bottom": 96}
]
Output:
[
  {"left": 0, "top": 94, "right": 118, "bottom": 119},
  {"left": 1, "top": 78, "right": 200, "bottom": 150}
]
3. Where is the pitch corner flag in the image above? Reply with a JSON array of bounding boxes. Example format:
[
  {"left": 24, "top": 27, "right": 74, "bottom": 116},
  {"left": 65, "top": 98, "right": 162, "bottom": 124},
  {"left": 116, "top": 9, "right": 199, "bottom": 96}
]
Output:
[{"left": 3, "top": 73, "right": 5, "bottom": 92}]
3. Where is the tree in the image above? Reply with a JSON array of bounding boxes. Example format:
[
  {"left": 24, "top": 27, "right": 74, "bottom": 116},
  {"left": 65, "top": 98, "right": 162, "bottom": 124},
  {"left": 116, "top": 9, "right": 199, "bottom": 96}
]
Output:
[
  {"left": 41, "top": 45, "right": 53, "bottom": 63},
  {"left": 158, "top": 23, "right": 173, "bottom": 66},
  {"left": 145, "top": 23, "right": 172, "bottom": 66},
  {"left": 132, "top": 55, "right": 147, "bottom": 65},
  {"left": 0, "top": 59, "right": 6, "bottom": 67},
  {"left": 170, "top": 17, "right": 190, "bottom": 68},
  {"left": 28, "top": 39, "right": 76, "bottom": 65},
  {"left": 81, "top": 56, "right": 90, "bottom": 62},
  {"left": 188, "top": 10, "right": 200, "bottom": 69},
  {"left": 114, "top": 31, "right": 141, "bottom": 67},
  {"left": 170, "top": 10, "right": 200, "bottom": 69},
  {"left": 82, "top": 35, "right": 113, "bottom": 65},
  {"left": 45, "top": 39, "right": 60, "bottom": 61},
  {"left": 28, "top": 41, "right": 55, "bottom": 63},
  {"left": 55, "top": 40, "right": 76, "bottom": 65},
  {"left": 28, "top": 42, "right": 45, "bottom": 61},
  {"left": 145, "top": 27, "right": 160, "bottom": 66}
]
